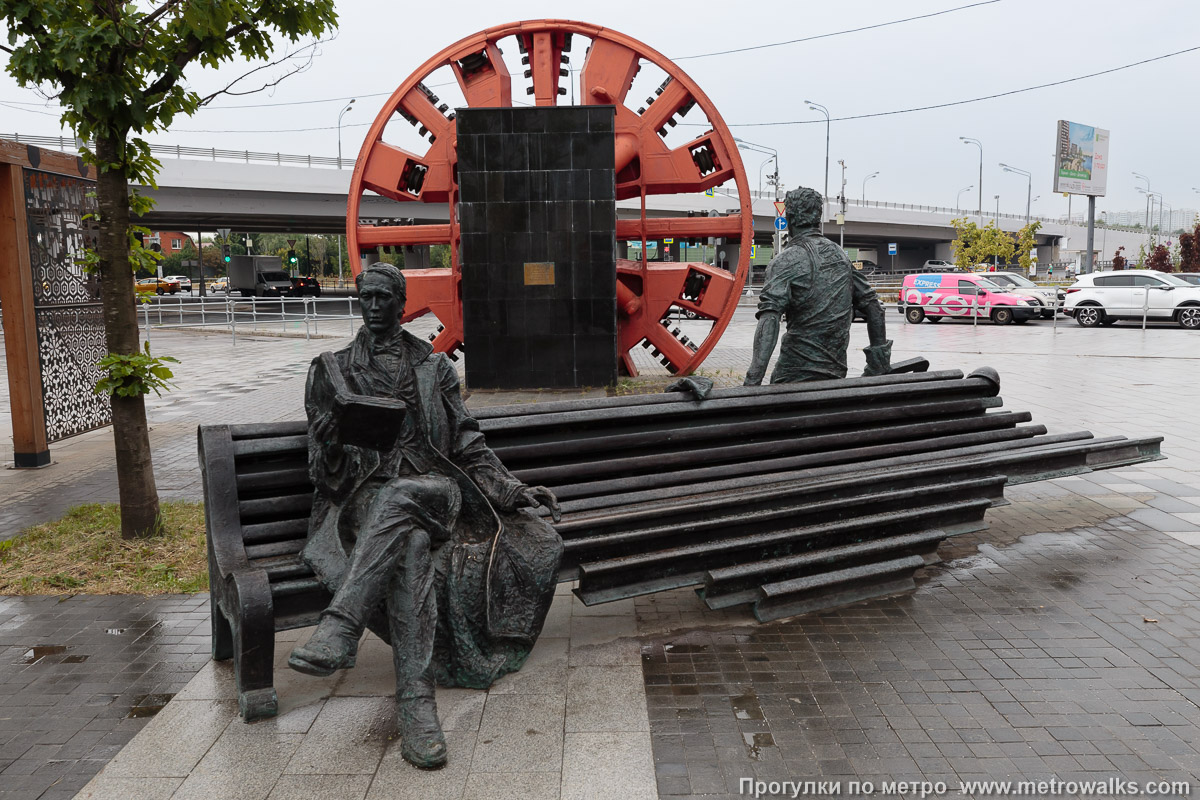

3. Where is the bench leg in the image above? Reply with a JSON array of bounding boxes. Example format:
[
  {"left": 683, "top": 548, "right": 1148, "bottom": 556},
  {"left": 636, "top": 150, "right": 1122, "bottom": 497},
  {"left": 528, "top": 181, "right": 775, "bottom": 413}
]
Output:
[
  {"left": 208, "top": 543, "right": 234, "bottom": 661},
  {"left": 212, "top": 601, "right": 234, "bottom": 662},
  {"left": 229, "top": 571, "right": 278, "bottom": 722}
]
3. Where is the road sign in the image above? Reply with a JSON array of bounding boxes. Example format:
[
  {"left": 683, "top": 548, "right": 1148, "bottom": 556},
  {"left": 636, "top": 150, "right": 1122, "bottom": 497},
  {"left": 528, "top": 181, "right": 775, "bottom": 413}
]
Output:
[
  {"left": 750, "top": 245, "right": 757, "bottom": 259},
  {"left": 888, "top": 242, "right": 898, "bottom": 255},
  {"left": 287, "top": 239, "right": 296, "bottom": 248},
  {"left": 773, "top": 217, "right": 787, "bottom": 231},
  {"left": 663, "top": 238, "right": 674, "bottom": 244},
  {"left": 704, "top": 188, "right": 715, "bottom": 197},
  {"left": 773, "top": 201, "right": 786, "bottom": 216}
]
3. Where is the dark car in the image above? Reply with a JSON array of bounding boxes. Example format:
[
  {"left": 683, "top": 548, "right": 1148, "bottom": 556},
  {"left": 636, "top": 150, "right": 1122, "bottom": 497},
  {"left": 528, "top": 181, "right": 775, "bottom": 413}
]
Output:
[{"left": 289, "top": 276, "right": 322, "bottom": 297}]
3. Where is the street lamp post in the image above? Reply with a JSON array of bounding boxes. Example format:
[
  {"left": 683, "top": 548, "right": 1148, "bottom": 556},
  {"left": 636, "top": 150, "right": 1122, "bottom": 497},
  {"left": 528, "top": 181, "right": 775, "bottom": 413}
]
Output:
[
  {"left": 956, "top": 184, "right": 974, "bottom": 210},
  {"left": 838, "top": 159, "right": 847, "bottom": 249},
  {"left": 999, "top": 163, "right": 1032, "bottom": 228},
  {"left": 337, "top": 99, "right": 356, "bottom": 169},
  {"left": 806, "top": 101, "right": 830, "bottom": 234},
  {"left": 993, "top": 195, "right": 1000, "bottom": 266},
  {"left": 1133, "top": 172, "right": 1151, "bottom": 237},
  {"left": 861, "top": 171, "right": 879, "bottom": 203},
  {"left": 733, "top": 137, "right": 782, "bottom": 258},
  {"left": 960, "top": 137, "right": 983, "bottom": 223}
]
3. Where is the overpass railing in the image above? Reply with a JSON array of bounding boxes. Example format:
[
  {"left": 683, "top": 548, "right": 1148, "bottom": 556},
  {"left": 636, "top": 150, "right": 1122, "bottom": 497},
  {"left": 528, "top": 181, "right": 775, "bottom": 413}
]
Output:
[{"left": 3, "top": 132, "right": 351, "bottom": 169}]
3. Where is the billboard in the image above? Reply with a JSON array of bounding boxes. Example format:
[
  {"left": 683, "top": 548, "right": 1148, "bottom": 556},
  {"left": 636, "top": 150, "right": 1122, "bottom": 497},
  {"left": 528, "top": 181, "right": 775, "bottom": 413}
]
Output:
[{"left": 1053, "top": 120, "right": 1109, "bottom": 196}]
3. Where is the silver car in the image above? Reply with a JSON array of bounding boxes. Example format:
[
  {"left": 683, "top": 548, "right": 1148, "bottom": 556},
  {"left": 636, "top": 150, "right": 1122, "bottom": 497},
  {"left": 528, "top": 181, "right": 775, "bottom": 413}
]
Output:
[{"left": 986, "top": 272, "right": 1060, "bottom": 318}]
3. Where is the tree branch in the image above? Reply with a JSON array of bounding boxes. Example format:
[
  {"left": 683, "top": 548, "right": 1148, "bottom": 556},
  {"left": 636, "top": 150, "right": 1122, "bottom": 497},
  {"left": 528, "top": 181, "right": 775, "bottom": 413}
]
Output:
[
  {"left": 143, "top": 21, "right": 254, "bottom": 99},
  {"left": 0, "top": 42, "right": 14, "bottom": 55},
  {"left": 196, "top": 39, "right": 325, "bottom": 105},
  {"left": 142, "top": 0, "right": 185, "bottom": 30}
]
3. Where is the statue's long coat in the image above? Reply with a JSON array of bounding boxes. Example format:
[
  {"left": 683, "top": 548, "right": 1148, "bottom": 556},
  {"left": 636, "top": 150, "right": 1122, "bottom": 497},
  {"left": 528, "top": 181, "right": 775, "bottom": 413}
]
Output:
[{"left": 301, "top": 329, "right": 563, "bottom": 688}]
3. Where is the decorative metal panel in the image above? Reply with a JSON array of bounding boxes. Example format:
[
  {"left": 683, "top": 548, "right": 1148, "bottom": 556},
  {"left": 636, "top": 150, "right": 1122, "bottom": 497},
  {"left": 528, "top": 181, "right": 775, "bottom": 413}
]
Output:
[{"left": 23, "top": 168, "right": 111, "bottom": 441}]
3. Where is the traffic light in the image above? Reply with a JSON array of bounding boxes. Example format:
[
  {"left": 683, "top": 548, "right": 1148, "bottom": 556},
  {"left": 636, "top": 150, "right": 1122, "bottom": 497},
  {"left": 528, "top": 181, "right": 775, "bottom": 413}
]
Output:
[
  {"left": 287, "top": 249, "right": 298, "bottom": 266},
  {"left": 222, "top": 244, "right": 231, "bottom": 264}
]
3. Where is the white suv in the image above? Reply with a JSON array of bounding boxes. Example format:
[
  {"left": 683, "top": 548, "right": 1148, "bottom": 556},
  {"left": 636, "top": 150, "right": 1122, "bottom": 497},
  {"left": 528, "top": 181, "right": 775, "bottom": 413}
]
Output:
[
  {"left": 163, "top": 274, "right": 192, "bottom": 292},
  {"left": 1064, "top": 270, "right": 1200, "bottom": 329}
]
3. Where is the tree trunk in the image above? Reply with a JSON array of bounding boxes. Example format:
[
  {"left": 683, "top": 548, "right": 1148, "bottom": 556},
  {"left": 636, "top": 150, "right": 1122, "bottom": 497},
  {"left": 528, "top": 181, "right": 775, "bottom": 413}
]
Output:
[{"left": 95, "top": 133, "right": 162, "bottom": 539}]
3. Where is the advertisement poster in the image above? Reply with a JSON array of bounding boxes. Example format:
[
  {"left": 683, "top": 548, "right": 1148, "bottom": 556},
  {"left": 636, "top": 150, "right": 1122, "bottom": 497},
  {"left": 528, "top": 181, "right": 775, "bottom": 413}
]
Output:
[{"left": 1053, "top": 120, "right": 1109, "bottom": 196}]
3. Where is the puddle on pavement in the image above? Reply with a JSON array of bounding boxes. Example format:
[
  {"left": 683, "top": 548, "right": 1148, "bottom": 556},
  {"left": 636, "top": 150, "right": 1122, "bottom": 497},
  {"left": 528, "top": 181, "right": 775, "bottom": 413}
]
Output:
[
  {"left": 730, "top": 690, "right": 764, "bottom": 720},
  {"left": 18, "top": 645, "right": 66, "bottom": 664},
  {"left": 663, "top": 643, "right": 709, "bottom": 654},
  {"left": 126, "top": 692, "right": 175, "bottom": 718},
  {"left": 743, "top": 732, "right": 775, "bottom": 760},
  {"left": 61, "top": 654, "right": 88, "bottom": 663}
]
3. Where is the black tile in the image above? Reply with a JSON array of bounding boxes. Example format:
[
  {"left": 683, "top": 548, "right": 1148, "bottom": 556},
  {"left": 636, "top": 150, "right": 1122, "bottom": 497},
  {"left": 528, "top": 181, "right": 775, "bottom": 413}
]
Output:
[
  {"left": 458, "top": 169, "right": 484, "bottom": 203},
  {"left": 588, "top": 105, "right": 616, "bottom": 133},
  {"left": 502, "top": 171, "right": 530, "bottom": 203}
]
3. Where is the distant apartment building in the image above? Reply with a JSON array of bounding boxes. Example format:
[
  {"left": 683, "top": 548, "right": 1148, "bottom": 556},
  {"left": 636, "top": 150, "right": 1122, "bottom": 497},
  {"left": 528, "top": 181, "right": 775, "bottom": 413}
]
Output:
[
  {"left": 147, "top": 231, "right": 195, "bottom": 256},
  {"left": 1104, "top": 208, "right": 1197, "bottom": 231}
]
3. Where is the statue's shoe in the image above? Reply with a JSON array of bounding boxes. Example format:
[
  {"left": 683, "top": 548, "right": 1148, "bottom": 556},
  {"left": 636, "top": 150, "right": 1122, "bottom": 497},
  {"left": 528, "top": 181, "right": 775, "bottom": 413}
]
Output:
[
  {"left": 398, "top": 695, "right": 448, "bottom": 769},
  {"left": 287, "top": 616, "right": 359, "bottom": 677}
]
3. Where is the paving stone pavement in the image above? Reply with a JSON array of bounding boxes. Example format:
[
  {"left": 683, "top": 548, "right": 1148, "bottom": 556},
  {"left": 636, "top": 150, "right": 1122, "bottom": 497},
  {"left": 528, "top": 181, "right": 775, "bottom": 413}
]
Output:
[{"left": 2, "top": 309, "right": 1200, "bottom": 798}]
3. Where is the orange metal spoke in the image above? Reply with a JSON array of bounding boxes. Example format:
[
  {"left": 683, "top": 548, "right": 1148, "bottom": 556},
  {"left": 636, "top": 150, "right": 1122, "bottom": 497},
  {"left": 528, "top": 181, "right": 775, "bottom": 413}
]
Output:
[
  {"left": 360, "top": 141, "right": 428, "bottom": 201},
  {"left": 356, "top": 224, "right": 452, "bottom": 249},
  {"left": 527, "top": 32, "right": 565, "bottom": 106},
  {"left": 397, "top": 86, "right": 454, "bottom": 142},
  {"left": 617, "top": 216, "right": 741, "bottom": 240},
  {"left": 580, "top": 38, "right": 640, "bottom": 107},
  {"left": 644, "top": 323, "right": 697, "bottom": 373},
  {"left": 452, "top": 40, "right": 512, "bottom": 107},
  {"left": 637, "top": 78, "right": 693, "bottom": 138}
]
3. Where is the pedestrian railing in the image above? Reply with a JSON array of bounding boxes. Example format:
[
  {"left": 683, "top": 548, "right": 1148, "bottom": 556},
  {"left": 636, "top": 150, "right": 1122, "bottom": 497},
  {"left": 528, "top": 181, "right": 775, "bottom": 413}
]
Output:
[{"left": 138, "top": 295, "right": 361, "bottom": 344}]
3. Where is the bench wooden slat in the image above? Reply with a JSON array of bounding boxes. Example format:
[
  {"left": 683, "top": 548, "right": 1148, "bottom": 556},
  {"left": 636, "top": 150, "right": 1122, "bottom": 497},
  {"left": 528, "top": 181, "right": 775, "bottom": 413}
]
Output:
[
  {"left": 237, "top": 467, "right": 311, "bottom": 494},
  {"left": 491, "top": 396, "right": 1001, "bottom": 463},
  {"left": 471, "top": 369, "right": 966, "bottom": 420},
  {"left": 239, "top": 493, "right": 313, "bottom": 521},
  {"left": 511, "top": 402, "right": 1008, "bottom": 484},
  {"left": 234, "top": 435, "right": 309, "bottom": 458},
  {"left": 242, "top": 518, "right": 310, "bottom": 545},
  {"left": 245, "top": 538, "right": 306, "bottom": 560}
]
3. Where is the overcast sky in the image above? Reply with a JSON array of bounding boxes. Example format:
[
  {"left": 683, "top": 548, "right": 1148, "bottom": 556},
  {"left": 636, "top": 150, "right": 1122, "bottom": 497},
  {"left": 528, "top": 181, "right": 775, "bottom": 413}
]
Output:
[{"left": 1, "top": 0, "right": 1196, "bottom": 219}]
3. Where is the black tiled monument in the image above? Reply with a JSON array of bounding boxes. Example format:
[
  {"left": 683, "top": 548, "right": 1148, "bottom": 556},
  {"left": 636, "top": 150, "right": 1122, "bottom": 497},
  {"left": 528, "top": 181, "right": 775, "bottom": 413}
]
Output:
[{"left": 457, "top": 106, "right": 617, "bottom": 389}]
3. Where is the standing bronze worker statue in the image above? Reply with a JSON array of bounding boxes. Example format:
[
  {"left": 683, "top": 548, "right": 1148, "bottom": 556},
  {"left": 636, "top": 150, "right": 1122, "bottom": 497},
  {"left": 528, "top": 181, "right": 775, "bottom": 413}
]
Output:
[
  {"left": 746, "top": 187, "right": 893, "bottom": 385},
  {"left": 288, "top": 263, "right": 564, "bottom": 770}
]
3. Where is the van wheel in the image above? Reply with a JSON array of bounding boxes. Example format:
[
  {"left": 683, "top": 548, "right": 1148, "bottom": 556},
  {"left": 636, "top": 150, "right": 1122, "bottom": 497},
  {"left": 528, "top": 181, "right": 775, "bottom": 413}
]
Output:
[
  {"left": 905, "top": 307, "right": 925, "bottom": 324},
  {"left": 925, "top": 315, "right": 941, "bottom": 323},
  {"left": 1075, "top": 305, "right": 1103, "bottom": 327},
  {"left": 1178, "top": 306, "right": 1200, "bottom": 330},
  {"left": 991, "top": 308, "right": 1013, "bottom": 325}
]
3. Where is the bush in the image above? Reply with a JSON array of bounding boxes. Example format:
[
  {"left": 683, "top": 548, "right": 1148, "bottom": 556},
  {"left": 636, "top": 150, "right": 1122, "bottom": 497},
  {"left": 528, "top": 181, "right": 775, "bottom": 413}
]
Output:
[{"left": 1146, "top": 244, "right": 1172, "bottom": 272}]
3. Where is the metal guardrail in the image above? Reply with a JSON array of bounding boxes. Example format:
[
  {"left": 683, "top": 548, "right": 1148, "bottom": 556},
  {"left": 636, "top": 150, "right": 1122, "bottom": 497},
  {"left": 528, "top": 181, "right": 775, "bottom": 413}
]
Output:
[
  {"left": 3, "top": 132, "right": 351, "bottom": 169},
  {"left": 139, "top": 295, "right": 360, "bottom": 344}
]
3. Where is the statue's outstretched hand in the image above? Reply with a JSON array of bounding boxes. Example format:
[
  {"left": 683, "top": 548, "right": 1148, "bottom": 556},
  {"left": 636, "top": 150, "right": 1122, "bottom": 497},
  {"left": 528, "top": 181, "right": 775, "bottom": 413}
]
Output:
[{"left": 515, "top": 485, "right": 562, "bottom": 523}]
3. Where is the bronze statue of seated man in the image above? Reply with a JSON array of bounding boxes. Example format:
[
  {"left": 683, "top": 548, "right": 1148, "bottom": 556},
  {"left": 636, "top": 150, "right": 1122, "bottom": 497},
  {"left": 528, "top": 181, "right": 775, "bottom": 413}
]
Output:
[{"left": 289, "top": 263, "right": 563, "bottom": 769}]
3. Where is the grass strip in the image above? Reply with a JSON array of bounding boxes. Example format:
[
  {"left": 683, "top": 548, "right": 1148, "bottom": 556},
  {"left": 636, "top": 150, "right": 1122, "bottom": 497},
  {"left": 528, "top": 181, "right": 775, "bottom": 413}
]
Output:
[{"left": 0, "top": 502, "right": 208, "bottom": 595}]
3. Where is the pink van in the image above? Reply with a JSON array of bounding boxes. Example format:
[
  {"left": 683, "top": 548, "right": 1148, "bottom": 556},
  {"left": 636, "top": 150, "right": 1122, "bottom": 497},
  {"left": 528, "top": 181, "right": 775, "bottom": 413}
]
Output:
[{"left": 899, "top": 273, "right": 1044, "bottom": 325}]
